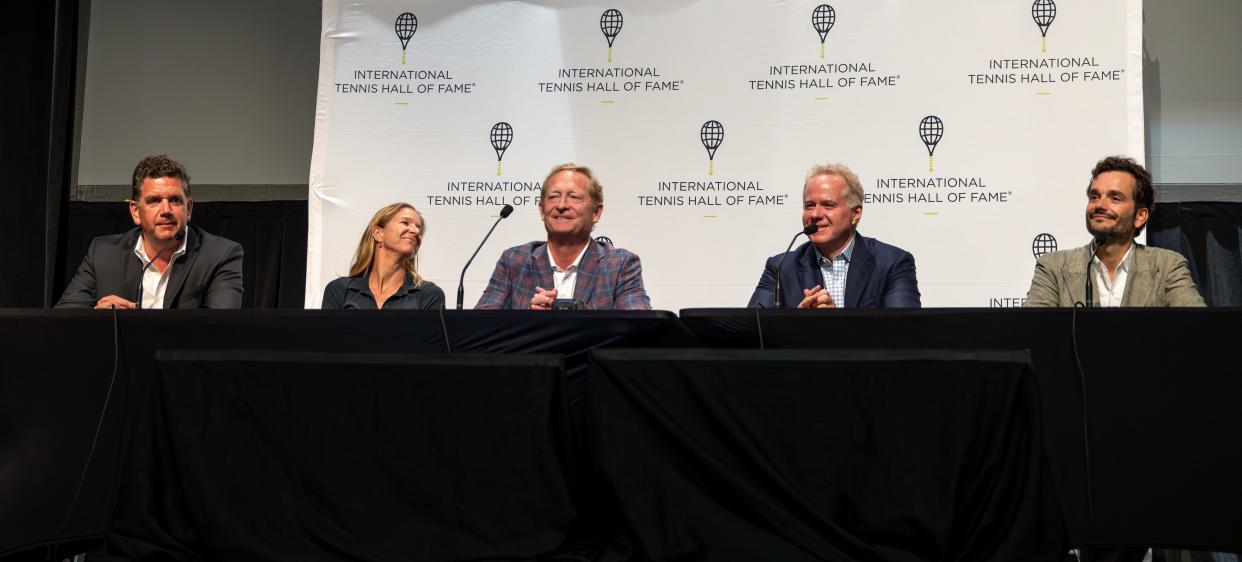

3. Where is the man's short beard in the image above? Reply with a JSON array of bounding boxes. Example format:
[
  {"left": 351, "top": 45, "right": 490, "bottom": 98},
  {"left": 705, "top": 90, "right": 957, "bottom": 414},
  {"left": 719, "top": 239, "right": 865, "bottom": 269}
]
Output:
[{"left": 1086, "top": 214, "right": 1134, "bottom": 244}]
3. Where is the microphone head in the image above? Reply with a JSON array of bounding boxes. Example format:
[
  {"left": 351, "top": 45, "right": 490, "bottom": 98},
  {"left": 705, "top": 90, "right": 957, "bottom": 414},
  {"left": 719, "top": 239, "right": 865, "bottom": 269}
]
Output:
[
  {"left": 499, "top": 204, "right": 514, "bottom": 218},
  {"left": 802, "top": 223, "right": 819, "bottom": 236}
]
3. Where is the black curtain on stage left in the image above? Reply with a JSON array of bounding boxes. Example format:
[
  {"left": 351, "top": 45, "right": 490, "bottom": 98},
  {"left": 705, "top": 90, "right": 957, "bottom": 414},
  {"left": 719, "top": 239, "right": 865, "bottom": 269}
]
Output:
[
  {"left": 1148, "top": 201, "right": 1242, "bottom": 307},
  {"left": 0, "top": 0, "right": 80, "bottom": 307},
  {"left": 61, "top": 201, "right": 308, "bottom": 308}
]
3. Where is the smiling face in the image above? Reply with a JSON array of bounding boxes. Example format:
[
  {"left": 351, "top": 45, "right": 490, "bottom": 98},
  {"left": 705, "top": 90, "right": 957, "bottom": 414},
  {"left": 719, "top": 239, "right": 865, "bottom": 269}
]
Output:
[
  {"left": 372, "top": 206, "right": 423, "bottom": 258},
  {"left": 802, "top": 173, "right": 861, "bottom": 253},
  {"left": 130, "top": 176, "right": 192, "bottom": 247},
  {"left": 1085, "top": 170, "right": 1148, "bottom": 242},
  {"left": 540, "top": 170, "right": 602, "bottom": 241}
]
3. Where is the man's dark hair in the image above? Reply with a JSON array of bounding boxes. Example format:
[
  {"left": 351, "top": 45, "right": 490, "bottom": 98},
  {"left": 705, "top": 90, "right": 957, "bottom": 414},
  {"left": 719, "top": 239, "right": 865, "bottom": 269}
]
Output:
[
  {"left": 131, "top": 154, "right": 191, "bottom": 201},
  {"left": 1089, "top": 155, "right": 1153, "bottom": 236}
]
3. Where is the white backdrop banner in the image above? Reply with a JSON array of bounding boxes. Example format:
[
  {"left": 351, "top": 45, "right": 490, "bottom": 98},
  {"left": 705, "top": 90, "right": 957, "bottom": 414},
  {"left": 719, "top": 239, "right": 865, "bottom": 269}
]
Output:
[{"left": 308, "top": 0, "right": 1143, "bottom": 309}]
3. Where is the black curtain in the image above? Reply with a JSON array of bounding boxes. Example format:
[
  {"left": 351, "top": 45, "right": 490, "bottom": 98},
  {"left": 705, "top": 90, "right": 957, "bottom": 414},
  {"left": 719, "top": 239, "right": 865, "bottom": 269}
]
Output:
[
  {"left": 0, "top": 0, "right": 80, "bottom": 308},
  {"left": 1148, "top": 201, "right": 1242, "bottom": 307},
  {"left": 61, "top": 201, "right": 308, "bottom": 308},
  {"left": 591, "top": 348, "right": 1067, "bottom": 562}
]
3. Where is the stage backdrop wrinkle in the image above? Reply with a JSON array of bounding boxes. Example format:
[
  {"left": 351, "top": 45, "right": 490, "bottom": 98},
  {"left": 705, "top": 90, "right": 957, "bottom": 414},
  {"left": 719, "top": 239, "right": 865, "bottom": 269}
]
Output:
[{"left": 308, "top": 0, "right": 1144, "bottom": 310}]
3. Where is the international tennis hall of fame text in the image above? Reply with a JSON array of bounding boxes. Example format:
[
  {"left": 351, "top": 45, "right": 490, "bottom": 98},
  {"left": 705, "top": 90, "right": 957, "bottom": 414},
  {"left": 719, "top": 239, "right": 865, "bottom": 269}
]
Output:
[
  {"left": 334, "top": 69, "right": 478, "bottom": 97},
  {"left": 966, "top": 57, "right": 1124, "bottom": 88},
  {"left": 537, "top": 66, "right": 686, "bottom": 96},
  {"left": 747, "top": 62, "right": 901, "bottom": 93}
]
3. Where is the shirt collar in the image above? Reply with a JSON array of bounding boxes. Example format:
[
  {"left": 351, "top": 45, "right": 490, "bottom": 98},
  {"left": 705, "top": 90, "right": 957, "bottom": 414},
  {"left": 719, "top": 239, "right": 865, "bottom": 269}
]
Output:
[
  {"left": 815, "top": 234, "right": 855, "bottom": 264},
  {"left": 547, "top": 243, "right": 590, "bottom": 273},
  {"left": 1091, "top": 242, "right": 1136, "bottom": 273},
  {"left": 133, "top": 229, "right": 189, "bottom": 265},
  {"left": 356, "top": 271, "right": 415, "bottom": 297}
]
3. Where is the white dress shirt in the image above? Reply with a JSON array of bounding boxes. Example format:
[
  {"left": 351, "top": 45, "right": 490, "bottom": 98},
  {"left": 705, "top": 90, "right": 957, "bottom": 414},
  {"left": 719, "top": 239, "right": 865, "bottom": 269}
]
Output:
[
  {"left": 548, "top": 244, "right": 589, "bottom": 300},
  {"left": 134, "top": 233, "right": 188, "bottom": 309},
  {"left": 1091, "top": 243, "right": 1135, "bottom": 308}
]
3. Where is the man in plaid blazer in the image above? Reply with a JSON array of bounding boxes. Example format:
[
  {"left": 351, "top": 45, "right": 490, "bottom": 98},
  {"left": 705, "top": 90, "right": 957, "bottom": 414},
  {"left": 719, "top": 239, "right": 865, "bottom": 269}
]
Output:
[{"left": 475, "top": 163, "right": 651, "bottom": 310}]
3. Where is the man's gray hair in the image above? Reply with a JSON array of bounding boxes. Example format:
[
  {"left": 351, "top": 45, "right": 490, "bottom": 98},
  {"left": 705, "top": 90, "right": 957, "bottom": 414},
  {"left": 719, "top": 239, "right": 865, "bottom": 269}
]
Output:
[{"left": 804, "top": 163, "right": 863, "bottom": 207}]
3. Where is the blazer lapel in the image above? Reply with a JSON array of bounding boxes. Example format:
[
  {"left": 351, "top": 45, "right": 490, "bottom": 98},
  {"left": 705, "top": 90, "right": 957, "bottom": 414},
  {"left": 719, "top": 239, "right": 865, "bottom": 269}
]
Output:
[
  {"left": 844, "top": 236, "right": 873, "bottom": 308},
  {"left": 162, "top": 229, "right": 199, "bottom": 308},
  {"left": 1070, "top": 248, "right": 1090, "bottom": 306},
  {"left": 1121, "top": 244, "right": 1156, "bottom": 307},
  {"left": 528, "top": 243, "right": 555, "bottom": 298},
  {"left": 792, "top": 243, "right": 821, "bottom": 305},
  {"left": 573, "top": 242, "right": 600, "bottom": 305},
  {"left": 120, "top": 228, "right": 145, "bottom": 302}
]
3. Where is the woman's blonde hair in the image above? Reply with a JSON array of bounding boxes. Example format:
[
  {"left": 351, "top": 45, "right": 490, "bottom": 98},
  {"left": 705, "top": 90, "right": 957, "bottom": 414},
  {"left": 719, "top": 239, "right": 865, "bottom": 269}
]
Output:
[{"left": 348, "top": 202, "right": 425, "bottom": 285}]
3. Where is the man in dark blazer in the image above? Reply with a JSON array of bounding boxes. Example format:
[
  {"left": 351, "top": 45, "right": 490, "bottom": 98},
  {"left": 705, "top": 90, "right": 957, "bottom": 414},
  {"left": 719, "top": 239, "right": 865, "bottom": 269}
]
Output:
[
  {"left": 55, "top": 155, "right": 243, "bottom": 309},
  {"left": 476, "top": 163, "right": 650, "bottom": 310},
  {"left": 749, "top": 163, "right": 920, "bottom": 308}
]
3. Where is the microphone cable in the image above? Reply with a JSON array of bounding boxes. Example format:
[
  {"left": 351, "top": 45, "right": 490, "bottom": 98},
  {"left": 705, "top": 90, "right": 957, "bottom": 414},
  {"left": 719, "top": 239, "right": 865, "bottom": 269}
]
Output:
[
  {"left": 754, "top": 308, "right": 765, "bottom": 350},
  {"left": 52, "top": 304, "right": 123, "bottom": 560},
  {"left": 1070, "top": 301, "right": 1096, "bottom": 538},
  {"left": 437, "top": 305, "right": 453, "bottom": 353}
]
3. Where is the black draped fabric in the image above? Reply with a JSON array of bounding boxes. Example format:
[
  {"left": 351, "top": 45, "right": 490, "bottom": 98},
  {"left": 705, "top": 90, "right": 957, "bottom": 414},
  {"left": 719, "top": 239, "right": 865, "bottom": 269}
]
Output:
[
  {"left": 0, "top": 310, "right": 680, "bottom": 559},
  {"left": 591, "top": 349, "right": 1067, "bottom": 562},
  {"left": 103, "top": 351, "right": 575, "bottom": 562},
  {"left": 61, "top": 201, "right": 308, "bottom": 308},
  {"left": 1148, "top": 202, "right": 1242, "bottom": 307},
  {"left": 0, "top": 0, "right": 80, "bottom": 307}
]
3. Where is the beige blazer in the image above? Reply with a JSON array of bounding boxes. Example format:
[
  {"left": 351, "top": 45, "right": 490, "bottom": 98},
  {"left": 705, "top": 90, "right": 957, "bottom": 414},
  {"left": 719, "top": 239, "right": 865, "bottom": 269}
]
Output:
[{"left": 1024, "top": 243, "right": 1205, "bottom": 307}]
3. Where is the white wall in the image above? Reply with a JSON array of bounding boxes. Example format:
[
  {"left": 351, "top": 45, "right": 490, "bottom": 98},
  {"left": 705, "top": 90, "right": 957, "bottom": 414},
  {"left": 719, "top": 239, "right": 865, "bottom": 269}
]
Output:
[
  {"left": 76, "top": 0, "right": 319, "bottom": 196},
  {"left": 1144, "top": 0, "right": 1242, "bottom": 184}
]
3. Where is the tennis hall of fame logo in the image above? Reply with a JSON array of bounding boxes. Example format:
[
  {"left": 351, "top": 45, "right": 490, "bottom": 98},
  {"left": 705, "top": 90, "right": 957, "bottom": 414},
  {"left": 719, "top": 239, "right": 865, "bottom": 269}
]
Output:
[
  {"left": 423, "top": 122, "right": 542, "bottom": 209},
  {"left": 538, "top": 9, "right": 686, "bottom": 97},
  {"left": 636, "top": 121, "right": 786, "bottom": 211},
  {"left": 334, "top": 11, "right": 477, "bottom": 97},
  {"left": 747, "top": 4, "right": 900, "bottom": 95},
  {"left": 1032, "top": 233, "right": 1058, "bottom": 258},
  {"left": 984, "top": 232, "right": 1058, "bottom": 307},
  {"left": 983, "top": 233, "right": 1059, "bottom": 307},
  {"left": 865, "top": 116, "right": 1011, "bottom": 207},
  {"left": 966, "top": 0, "right": 1125, "bottom": 88}
]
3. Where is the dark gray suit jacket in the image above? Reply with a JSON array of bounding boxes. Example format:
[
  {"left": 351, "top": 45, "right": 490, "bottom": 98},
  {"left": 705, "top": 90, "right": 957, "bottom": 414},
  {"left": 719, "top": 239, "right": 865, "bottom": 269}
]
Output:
[
  {"left": 1024, "top": 243, "right": 1205, "bottom": 307},
  {"left": 55, "top": 225, "right": 244, "bottom": 309}
]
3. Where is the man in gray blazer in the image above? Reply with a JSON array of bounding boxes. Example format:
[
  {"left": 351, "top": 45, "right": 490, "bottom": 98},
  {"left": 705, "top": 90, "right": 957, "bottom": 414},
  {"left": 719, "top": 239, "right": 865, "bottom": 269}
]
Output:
[
  {"left": 56, "top": 155, "right": 243, "bottom": 309},
  {"left": 1024, "top": 156, "right": 1203, "bottom": 308}
]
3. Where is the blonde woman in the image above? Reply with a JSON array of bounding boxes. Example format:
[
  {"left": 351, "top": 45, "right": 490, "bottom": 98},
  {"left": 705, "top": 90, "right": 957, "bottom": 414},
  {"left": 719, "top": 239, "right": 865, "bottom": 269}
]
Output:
[{"left": 322, "top": 203, "right": 444, "bottom": 309}]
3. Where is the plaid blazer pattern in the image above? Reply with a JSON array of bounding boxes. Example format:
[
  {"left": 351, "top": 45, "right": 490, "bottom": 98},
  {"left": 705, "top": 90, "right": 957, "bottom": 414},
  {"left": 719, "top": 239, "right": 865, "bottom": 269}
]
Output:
[{"left": 475, "top": 240, "right": 651, "bottom": 310}]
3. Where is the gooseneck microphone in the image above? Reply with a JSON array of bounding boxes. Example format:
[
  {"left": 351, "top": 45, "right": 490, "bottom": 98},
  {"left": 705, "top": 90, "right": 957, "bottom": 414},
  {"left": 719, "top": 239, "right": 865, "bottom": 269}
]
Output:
[
  {"left": 773, "top": 223, "right": 819, "bottom": 308},
  {"left": 1084, "top": 239, "right": 1099, "bottom": 308},
  {"left": 457, "top": 204, "right": 514, "bottom": 309}
]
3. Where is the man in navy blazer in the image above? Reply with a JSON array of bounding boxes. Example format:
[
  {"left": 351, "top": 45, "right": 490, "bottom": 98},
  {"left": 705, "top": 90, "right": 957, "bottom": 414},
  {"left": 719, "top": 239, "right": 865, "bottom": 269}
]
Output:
[
  {"left": 476, "top": 163, "right": 651, "bottom": 310},
  {"left": 749, "top": 163, "right": 920, "bottom": 308}
]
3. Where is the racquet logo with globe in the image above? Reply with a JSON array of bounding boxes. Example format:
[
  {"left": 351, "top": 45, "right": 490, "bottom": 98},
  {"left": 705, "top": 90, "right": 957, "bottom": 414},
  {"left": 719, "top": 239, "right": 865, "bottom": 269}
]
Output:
[
  {"left": 1031, "top": 0, "right": 1055, "bottom": 53},
  {"left": 700, "top": 121, "right": 724, "bottom": 176},
  {"left": 1032, "top": 233, "right": 1058, "bottom": 258},
  {"left": 600, "top": 9, "right": 623, "bottom": 64},
  {"left": 490, "top": 122, "right": 512, "bottom": 177},
  {"left": 919, "top": 116, "right": 943, "bottom": 174},
  {"left": 395, "top": 12, "right": 418, "bottom": 65},
  {"left": 812, "top": 5, "right": 835, "bottom": 60}
]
